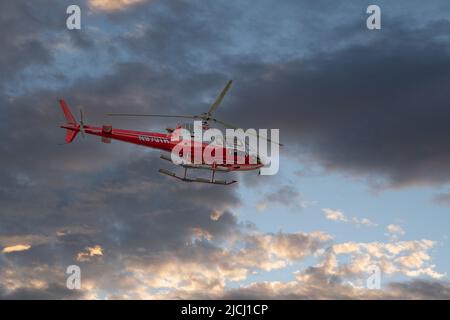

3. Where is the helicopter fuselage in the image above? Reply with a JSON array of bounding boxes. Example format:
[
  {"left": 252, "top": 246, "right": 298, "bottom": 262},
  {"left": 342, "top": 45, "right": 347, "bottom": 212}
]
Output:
[{"left": 61, "top": 123, "right": 263, "bottom": 172}]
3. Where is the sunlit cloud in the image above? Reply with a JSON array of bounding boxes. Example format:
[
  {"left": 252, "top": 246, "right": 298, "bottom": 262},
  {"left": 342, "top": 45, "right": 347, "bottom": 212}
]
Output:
[
  {"left": 328, "top": 239, "right": 444, "bottom": 280},
  {"left": 76, "top": 245, "right": 104, "bottom": 262},
  {"left": 322, "top": 208, "right": 347, "bottom": 222},
  {"left": 2, "top": 244, "right": 31, "bottom": 254},
  {"left": 0, "top": 0, "right": 449, "bottom": 300},
  {"left": 89, "top": 0, "right": 146, "bottom": 12},
  {"left": 322, "top": 209, "right": 377, "bottom": 227},
  {"left": 210, "top": 210, "right": 223, "bottom": 221}
]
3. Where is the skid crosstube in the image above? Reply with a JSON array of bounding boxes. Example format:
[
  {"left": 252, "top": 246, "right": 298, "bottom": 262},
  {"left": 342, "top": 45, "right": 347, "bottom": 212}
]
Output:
[{"left": 158, "top": 169, "right": 237, "bottom": 185}]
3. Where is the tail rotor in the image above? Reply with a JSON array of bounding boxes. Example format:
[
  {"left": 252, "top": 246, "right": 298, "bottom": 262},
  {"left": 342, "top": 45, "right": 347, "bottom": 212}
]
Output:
[{"left": 59, "top": 99, "right": 85, "bottom": 143}]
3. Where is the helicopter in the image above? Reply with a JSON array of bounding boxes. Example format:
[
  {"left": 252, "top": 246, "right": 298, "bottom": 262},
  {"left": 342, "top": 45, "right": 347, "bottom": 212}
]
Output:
[{"left": 59, "top": 80, "right": 280, "bottom": 185}]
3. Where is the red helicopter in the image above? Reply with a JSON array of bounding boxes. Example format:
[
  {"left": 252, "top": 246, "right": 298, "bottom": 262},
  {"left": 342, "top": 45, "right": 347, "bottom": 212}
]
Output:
[{"left": 60, "top": 80, "right": 279, "bottom": 185}]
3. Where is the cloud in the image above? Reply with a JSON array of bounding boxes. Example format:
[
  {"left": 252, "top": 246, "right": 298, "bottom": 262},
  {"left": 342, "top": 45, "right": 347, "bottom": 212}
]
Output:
[
  {"left": 352, "top": 217, "right": 377, "bottom": 227},
  {"left": 222, "top": 20, "right": 450, "bottom": 188},
  {"left": 2, "top": 244, "right": 31, "bottom": 254},
  {"left": 386, "top": 279, "right": 450, "bottom": 299},
  {"left": 240, "top": 231, "right": 331, "bottom": 267},
  {"left": 0, "top": 284, "right": 83, "bottom": 300},
  {"left": 101, "top": 237, "right": 445, "bottom": 299},
  {"left": 11, "top": 228, "right": 329, "bottom": 299},
  {"left": 76, "top": 245, "right": 104, "bottom": 262},
  {"left": 433, "top": 192, "right": 450, "bottom": 206},
  {"left": 0, "top": 195, "right": 444, "bottom": 300},
  {"left": 257, "top": 185, "right": 307, "bottom": 211},
  {"left": 322, "top": 208, "right": 377, "bottom": 227},
  {"left": 0, "top": 1, "right": 55, "bottom": 82},
  {"left": 220, "top": 279, "right": 450, "bottom": 300},
  {"left": 386, "top": 224, "right": 406, "bottom": 239},
  {"left": 0, "top": 234, "right": 50, "bottom": 247},
  {"left": 322, "top": 208, "right": 347, "bottom": 222},
  {"left": 256, "top": 202, "right": 268, "bottom": 212},
  {"left": 89, "top": 0, "right": 146, "bottom": 12},
  {"left": 327, "top": 239, "right": 444, "bottom": 280},
  {"left": 0, "top": 1, "right": 449, "bottom": 300}
]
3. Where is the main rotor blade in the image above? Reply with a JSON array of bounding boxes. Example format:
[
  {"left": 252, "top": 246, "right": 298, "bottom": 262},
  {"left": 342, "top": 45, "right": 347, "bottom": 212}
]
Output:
[
  {"left": 79, "top": 109, "right": 85, "bottom": 138},
  {"left": 210, "top": 118, "right": 237, "bottom": 129},
  {"left": 107, "top": 113, "right": 198, "bottom": 119},
  {"left": 212, "top": 118, "right": 284, "bottom": 146},
  {"left": 207, "top": 80, "right": 233, "bottom": 116}
]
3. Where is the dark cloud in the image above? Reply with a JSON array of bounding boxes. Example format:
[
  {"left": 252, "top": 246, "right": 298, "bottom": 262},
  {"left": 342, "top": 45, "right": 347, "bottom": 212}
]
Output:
[
  {"left": 0, "top": 47, "right": 243, "bottom": 300},
  {"left": 257, "top": 185, "right": 305, "bottom": 210},
  {"left": 265, "top": 185, "right": 302, "bottom": 205},
  {"left": 0, "top": 1, "right": 51, "bottom": 81},
  {"left": 0, "top": 150, "right": 243, "bottom": 298},
  {"left": 118, "top": 0, "right": 236, "bottom": 72},
  {"left": 219, "top": 20, "right": 450, "bottom": 187},
  {"left": 220, "top": 279, "right": 450, "bottom": 300},
  {"left": 387, "top": 280, "right": 450, "bottom": 300},
  {"left": 0, "top": 284, "right": 82, "bottom": 300},
  {"left": 0, "top": 0, "right": 91, "bottom": 83},
  {"left": 1, "top": 0, "right": 450, "bottom": 300}
]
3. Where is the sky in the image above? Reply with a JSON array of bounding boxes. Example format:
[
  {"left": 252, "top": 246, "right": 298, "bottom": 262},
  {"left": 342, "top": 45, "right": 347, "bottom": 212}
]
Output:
[{"left": 0, "top": 0, "right": 450, "bottom": 299}]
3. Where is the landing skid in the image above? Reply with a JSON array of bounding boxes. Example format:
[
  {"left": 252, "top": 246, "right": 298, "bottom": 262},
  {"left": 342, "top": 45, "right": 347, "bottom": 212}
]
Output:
[{"left": 158, "top": 168, "right": 237, "bottom": 185}]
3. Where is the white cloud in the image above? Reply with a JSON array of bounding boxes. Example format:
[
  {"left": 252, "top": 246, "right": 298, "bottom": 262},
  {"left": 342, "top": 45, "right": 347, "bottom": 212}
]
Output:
[
  {"left": 386, "top": 224, "right": 406, "bottom": 240},
  {"left": 322, "top": 208, "right": 377, "bottom": 227},
  {"left": 322, "top": 208, "right": 348, "bottom": 222},
  {"left": 352, "top": 217, "right": 378, "bottom": 227}
]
